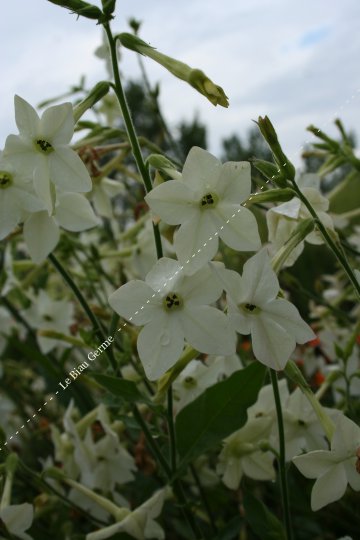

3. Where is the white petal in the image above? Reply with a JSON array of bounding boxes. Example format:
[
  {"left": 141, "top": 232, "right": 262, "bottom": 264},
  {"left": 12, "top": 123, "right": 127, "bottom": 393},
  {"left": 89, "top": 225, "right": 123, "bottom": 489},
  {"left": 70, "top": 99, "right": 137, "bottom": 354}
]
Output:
[
  {"left": 292, "top": 450, "right": 335, "bottom": 478},
  {"left": 145, "top": 180, "right": 197, "bottom": 225},
  {"left": 211, "top": 202, "right": 261, "bottom": 251},
  {"left": 331, "top": 415, "right": 360, "bottom": 454},
  {"left": 251, "top": 313, "right": 296, "bottom": 370},
  {"left": 228, "top": 302, "right": 252, "bottom": 335},
  {"left": 174, "top": 212, "right": 219, "bottom": 275},
  {"left": 12, "top": 186, "right": 45, "bottom": 213},
  {"left": 55, "top": 193, "right": 100, "bottom": 231},
  {"left": 261, "top": 299, "right": 315, "bottom": 344},
  {"left": 209, "top": 263, "right": 242, "bottom": 302},
  {"left": 3, "top": 134, "right": 39, "bottom": 175},
  {"left": 180, "top": 305, "right": 236, "bottom": 356},
  {"left": 216, "top": 161, "right": 251, "bottom": 204},
  {"left": 145, "top": 257, "right": 182, "bottom": 293},
  {"left": 34, "top": 159, "right": 54, "bottom": 214},
  {"left": 0, "top": 503, "right": 33, "bottom": 536},
  {"left": 242, "top": 452, "right": 275, "bottom": 481},
  {"left": 297, "top": 173, "right": 320, "bottom": 190},
  {"left": 180, "top": 262, "right": 224, "bottom": 306},
  {"left": 93, "top": 186, "right": 113, "bottom": 217},
  {"left": 102, "top": 177, "right": 124, "bottom": 197},
  {"left": 344, "top": 458, "right": 360, "bottom": 491},
  {"left": 271, "top": 198, "right": 301, "bottom": 219},
  {"left": 182, "top": 147, "right": 221, "bottom": 191},
  {"left": 137, "top": 314, "right": 185, "bottom": 380},
  {"left": 14, "top": 95, "right": 40, "bottom": 138},
  {"left": 0, "top": 192, "right": 21, "bottom": 240},
  {"left": 108, "top": 280, "right": 162, "bottom": 326},
  {"left": 40, "top": 102, "right": 74, "bottom": 144},
  {"left": 241, "top": 250, "right": 279, "bottom": 305},
  {"left": 49, "top": 146, "right": 92, "bottom": 192},
  {"left": 311, "top": 464, "right": 347, "bottom": 511},
  {"left": 24, "top": 212, "right": 60, "bottom": 263}
]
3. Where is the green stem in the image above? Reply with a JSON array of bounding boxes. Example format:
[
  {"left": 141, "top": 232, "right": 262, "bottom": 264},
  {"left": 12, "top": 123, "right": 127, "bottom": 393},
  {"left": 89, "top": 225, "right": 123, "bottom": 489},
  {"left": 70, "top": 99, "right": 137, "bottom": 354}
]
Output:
[
  {"left": 291, "top": 182, "right": 360, "bottom": 299},
  {"left": 190, "top": 464, "right": 218, "bottom": 535},
  {"left": 48, "top": 253, "right": 117, "bottom": 373},
  {"left": 269, "top": 370, "right": 293, "bottom": 540},
  {"left": 167, "top": 386, "right": 177, "bottom": 472}
]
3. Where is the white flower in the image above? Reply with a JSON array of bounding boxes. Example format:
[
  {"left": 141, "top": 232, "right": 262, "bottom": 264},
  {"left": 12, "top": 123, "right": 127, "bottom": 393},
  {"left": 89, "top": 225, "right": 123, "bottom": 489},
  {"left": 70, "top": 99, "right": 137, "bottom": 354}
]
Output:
[
  {"left": 217, "top": 417, "right": 275, "bottom": 489},
  {"left": 23, "top": 192, "right": 100, "bottom": 263},
  {"left": 293, "top": 415, "right": 360, "bottom": 511},
  {"left": 247, "top": 379, "right": 289, "bottom": 421},
  {"left": 0, "top": 503, "right": 34, "bottom": 540},
  {"left": 212, "top": 249, "right": 315, "bottom": 370},
  {"left": 22, "top": 290, "right": 74, "bottom": 353},
  {"left": 108, "top": 257, "right": 236, "bottom": 380},
  {"left": 0, "top": 156, "right": 44, "bottom": 240},
  {"left": 267, "top": 173, "right": 334, "bottom": 266},
  {"left": 4, "top": 96, "right": 92, "bottom": 213},
  {"left": 86, "top": 487, "right": 171, "bottom": 540},
  {"left": 145, "top": 147, "right": 261, "bottom": 274},
  {"left": 91, "top": 176, "right": 124, "bottom": 218}
]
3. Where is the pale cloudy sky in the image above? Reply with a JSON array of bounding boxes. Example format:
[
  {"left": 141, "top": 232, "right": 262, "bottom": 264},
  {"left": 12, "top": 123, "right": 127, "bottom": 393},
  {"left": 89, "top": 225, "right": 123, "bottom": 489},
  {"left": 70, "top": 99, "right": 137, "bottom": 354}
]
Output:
[{"left": 1, "top": 0, "right": 359, "bottom": 165}]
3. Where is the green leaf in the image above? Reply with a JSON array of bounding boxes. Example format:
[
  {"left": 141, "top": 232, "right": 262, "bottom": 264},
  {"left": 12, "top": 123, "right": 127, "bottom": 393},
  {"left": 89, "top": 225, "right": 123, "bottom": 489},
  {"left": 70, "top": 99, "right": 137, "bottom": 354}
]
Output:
[
  {"left": 243, "top": 492, "right": 286, "bottom": 540},
  {"left": 175, "top": 362, "right": 265, "bottom": 468},
  {"left": 88, "top": 372, "right": 145, "bottom": 402}
]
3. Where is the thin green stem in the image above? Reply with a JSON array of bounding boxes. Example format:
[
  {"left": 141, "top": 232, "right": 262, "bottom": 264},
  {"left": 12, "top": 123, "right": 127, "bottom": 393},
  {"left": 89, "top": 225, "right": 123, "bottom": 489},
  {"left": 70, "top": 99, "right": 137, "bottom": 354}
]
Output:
[
  {"left": 290, "top": 181, "right": 360, "bottom": 299},
  {"left": 269, "top": 370, "right": 293, "bottom": 540},
  {"left": 48, "top": 253, "right": 117, "bottom": 373},
  {"left": 190, "top": 464, "right": 218, "bottom": 535},
  {"left": 167, "top": 386, "right": 177, "bottom": 472}
]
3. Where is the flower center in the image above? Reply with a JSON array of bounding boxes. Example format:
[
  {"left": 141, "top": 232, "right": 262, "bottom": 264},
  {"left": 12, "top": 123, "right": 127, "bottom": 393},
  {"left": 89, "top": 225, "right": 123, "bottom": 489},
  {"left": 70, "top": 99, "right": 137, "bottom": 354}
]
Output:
[
  {"left": 199, "top": 191, "right": 218, "bottom": 209},
  {"left": 183, "top": 376, "right": 197, "bottom": 389},
  {"left": 163, "top": 292, "right": 183, "bottom": 311},
  {"left": 241, "top": 303, "right": 261, "bottom": 315},
  {"left": 0, "top": 171, "right": 13, "bottom": 189},
  {"left": 35, "top": 138, "right": 54, "bottom": 154}
]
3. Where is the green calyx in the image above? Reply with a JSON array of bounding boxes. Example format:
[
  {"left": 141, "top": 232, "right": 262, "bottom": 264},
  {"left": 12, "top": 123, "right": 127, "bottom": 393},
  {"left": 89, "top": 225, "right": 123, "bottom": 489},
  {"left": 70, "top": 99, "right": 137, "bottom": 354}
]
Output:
[
  {"left": 199, "top": 191, "right": 218, "bottom": 209},
  {"left": 163, "top": 292, "right": 183, "bottom": 311},
  {"left": 35, "top": 138, "right": 54, "bottom": 154},
  {"left": 0, "top": 171, "right": 13, "bottom": 189}
]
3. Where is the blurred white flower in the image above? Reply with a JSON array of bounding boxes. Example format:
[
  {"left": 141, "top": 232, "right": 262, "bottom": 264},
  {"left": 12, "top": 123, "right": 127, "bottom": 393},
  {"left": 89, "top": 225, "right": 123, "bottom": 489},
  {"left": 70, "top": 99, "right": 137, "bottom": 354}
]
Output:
[
  {"left": 86, "top": 487, "right": 171, "bottom": 540},
  {"left": 0, "top": 503, "right": 34, "bottom": 540},
  {"left": 4, "top": 96, "right": 92, "bottom": 213},
  {"left": 91, "top": 176, "right": 124, "bottom": 218},
  {"left": 217, "top": 417, "right": 275, "bottom": 489},
  {"left": 109, "top": 257, "right": 236, "bottom": 380},
  {"left": 293, "top": 414, "right": 360, "bottom": 511},
  {"left": 212, "top": 249, "right": 315, "bottom": 370},
  {"left": 267, "top": 173, "right": 334, "bottom": 266},
  {"left": 22, "top": 290, "right": 74, "bottom": 353},
  {"left": 145, "top": 147, "right": 260, "bottom": 274}
]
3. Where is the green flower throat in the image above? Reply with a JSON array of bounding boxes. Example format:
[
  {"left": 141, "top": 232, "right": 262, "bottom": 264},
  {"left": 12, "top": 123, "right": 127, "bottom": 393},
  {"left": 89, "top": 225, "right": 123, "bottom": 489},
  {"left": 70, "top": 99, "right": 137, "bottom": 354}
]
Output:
[{"left": 0, "top": 171, "right": 13, "bottom": 189}]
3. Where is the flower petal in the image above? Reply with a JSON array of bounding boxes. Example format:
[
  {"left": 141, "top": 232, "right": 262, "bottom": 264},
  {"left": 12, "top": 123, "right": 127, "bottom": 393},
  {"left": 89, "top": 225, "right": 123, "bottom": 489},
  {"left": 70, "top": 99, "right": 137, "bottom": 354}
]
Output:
[
  {"left": 331, "top": 415, "right": 360, "bottom": 454},
  {"left": 49, "top": 146, "right": 92, "bottom": 192},
  {"left": 261, "top": 299, "right": 315, "bottom": 344},
  {"left": 0, "top": 192, "right": 21, "bottom": 240},
  {"left": 174, "top": 212, "right": 219, "bottom": 274},
  {"left": 23, "top": 211, "right": 60, "bottom": 263},
  {"left": 241, "top": 250, "right": 279, "bottom": 305},
  {"left": 145, "top": 257, "right": 182, "bottom": 293},
  {"left": 34, "top": 159, "right": 54, "bottom": 214},
  {"left": 14, "top": 95, "right": 40, "bottom": 138},
  {"left": 55, "top": 193, "right": 100, "bottom": 231},
  {"left": 181, "top": 262, "right": 224, "bottom": 306},
  {"left": 211, "top": 202, "right": 261, "bottom": 252},
  {"left": 3, "top": 134, "right": 39, "bottom": 175},
  {"left": 292, "top": 450, "right": 335, "bottom": 478},
  {"left": 108, "top": 280, "right": 161, "bottom": 326},
  {"left": 180, "top": 305, "right": 236, "bottom": 356},
  {"left": 311, "top": 463, "right": 347, "bottom": 511},
  {"left": 40, "top": 102, "right": 74, "bottom": 144},
  {"left": 216, "top": 161, "right": 251, "bottom": 204},
  {"left": 145, "top": 180, "right": 197, "bottom": 225},
  {"left": 181, "top": 147, "right": 221, "bottom": 191},
  {"left": 0, "top": 503, "right": 33, "bottom": 536},
  {"left": 137, "top": 314, "right": 185, "bottom": 380},
  {"left": 251, "top": 313, "right": 296, "bottom": 370},
  {"left": 242, "top": 452, "right": 275, "bottom": 481}
]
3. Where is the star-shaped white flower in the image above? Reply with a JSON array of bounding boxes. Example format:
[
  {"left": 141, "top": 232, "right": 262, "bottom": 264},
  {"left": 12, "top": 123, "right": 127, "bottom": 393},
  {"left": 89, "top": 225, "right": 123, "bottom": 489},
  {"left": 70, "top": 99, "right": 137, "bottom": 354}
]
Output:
[
  {"left": 4, "top": 96, "right": 92, "bottom": 213},
  {"left": 212, "top": 249, "right": 315, "bottom": 370},
  {"left": 145, "top": 147, "right": 261, "bottom": 274},
  {"left": 23, "top": 192, "right": 100, "bottom": 263},
  {"left": 108, "top": 257, "right": 236, "bottom": 380},
  {"left": 293, "top": 415, "right": 360, "bottom": 511},
  {"left": 0, "top": 156, "right": 44, "bottom": 240}
]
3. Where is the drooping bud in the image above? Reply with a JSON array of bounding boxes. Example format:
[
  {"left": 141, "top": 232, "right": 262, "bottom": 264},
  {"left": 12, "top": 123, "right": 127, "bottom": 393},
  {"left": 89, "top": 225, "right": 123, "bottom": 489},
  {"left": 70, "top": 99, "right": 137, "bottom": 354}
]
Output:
[
  {"left": 47, "top": 0, "right": 103, "bottom": 20},
  {"left": 73, "top": 81, "right": 110, "bottom": 123},
  {"left": 245, "top": 188, "right": 295, "bottom": 207},
  {"left": 146, "top": 154, "right": 182, "bottom": 179},
  {"left": 117, "top": 33, "right": 229, "bottom": 107},
  {"left": 257, "top": 116, "right": 296, "bottom": 183}
]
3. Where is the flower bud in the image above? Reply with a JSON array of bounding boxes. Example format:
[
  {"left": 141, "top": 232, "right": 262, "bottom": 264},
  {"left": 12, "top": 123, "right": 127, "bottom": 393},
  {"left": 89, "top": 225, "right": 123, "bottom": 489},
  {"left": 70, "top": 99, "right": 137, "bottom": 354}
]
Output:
[
  {"left": 146, "top": 154, "right": 181, "bottom": 179},
  {"left": 117, "top": 33, "right": 229, "bottom": 107},
  {"left": 73, "top": 81, "right": 110, "bottom": 123},
  {"left": 101, "top": 0, "right": 116, "bottom": 17},
  {"left": 245, "top": 188, "right": 295, "bottom": 206},
  {"left": 251, "top": 158, "right": 283, "bottom": 184},
  {"left": 257, "top": 116, "right": 296, "bottom": 183},
  {"left": 271, "top": 218, "right": 314, "bottom": 273}
]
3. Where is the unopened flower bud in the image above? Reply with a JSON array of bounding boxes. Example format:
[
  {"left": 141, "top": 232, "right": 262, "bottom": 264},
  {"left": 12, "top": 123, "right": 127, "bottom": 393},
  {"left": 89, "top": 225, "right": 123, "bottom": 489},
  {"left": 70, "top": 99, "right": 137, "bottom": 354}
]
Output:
[
  {"left": 246, "top": 187, "right": 295, "bottom": 206},
  {"left": 73, "top": 81, "right": 110, "bottom": 123},
  {"left": 257, "top": 116, "right": 296, "bottom": 182},
  {"left": 101, "top": 0, "right": 116, "bottom": 17},
  {"left": 146, "top": 154, "right": 181, "bottom": 179},
  {"left": 47, "top": 0, "right": 103, "bottom": 20}
]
